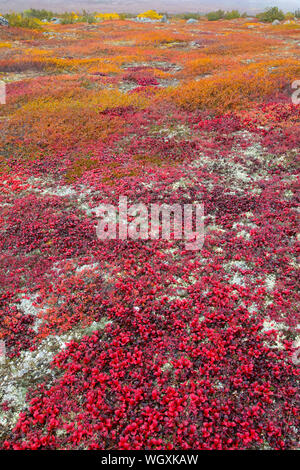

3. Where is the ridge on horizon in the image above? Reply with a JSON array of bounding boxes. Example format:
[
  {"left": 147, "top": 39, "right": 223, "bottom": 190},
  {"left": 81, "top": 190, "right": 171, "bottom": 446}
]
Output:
[{"left": 0, "top": 0, "right": 299, "bottom": 14}]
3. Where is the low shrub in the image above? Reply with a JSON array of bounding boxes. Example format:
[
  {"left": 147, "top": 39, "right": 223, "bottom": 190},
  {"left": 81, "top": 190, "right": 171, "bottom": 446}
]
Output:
[
  {"left": 224, "top": 10, "right": 241, "bottom": 20},
  {"left": 207, "top": 10, "right": 225, "bottom": 21},
  {"left": 167, "top": 66, "right": 288, "bottom": 113},
  {"left": 4, "top": 13, "right": 43, "bottom": 30},
  {"left": 137, "top": 10, "right": 163, "bottom": 20},
  {"left": 258, "top": 7, "right": 285, "bottom": 23}
]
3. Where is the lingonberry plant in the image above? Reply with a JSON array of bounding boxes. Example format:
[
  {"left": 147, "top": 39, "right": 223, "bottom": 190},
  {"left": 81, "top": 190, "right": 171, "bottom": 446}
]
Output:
[{"left": 0, "top": 10, "right": 299, "bottom": 450}]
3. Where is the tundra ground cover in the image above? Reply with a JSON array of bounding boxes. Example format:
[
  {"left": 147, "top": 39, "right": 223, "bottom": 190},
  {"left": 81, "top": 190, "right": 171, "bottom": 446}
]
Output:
[{"left": 0, "top": 16, "right": 299, "bottom": 450}]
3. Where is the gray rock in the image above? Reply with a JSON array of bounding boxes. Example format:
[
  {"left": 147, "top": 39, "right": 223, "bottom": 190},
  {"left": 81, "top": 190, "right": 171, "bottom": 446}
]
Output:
[
  {"left": 161, "top": 15, "right": 169, "bottom": 24},
  {"left": 272, "top": 19, "right": 280, "bottom": 25},
  {"left": 135, "top": 17, "right": 157, "bottom": 23},
  {"left": 0, "top": 16, "right": 9, "bottom": 26},
  {"left": 51, "top": 17, "right": 62, "bottom": 24},
  {"left": 187, "top": 18, "right": 198, "bottom": 24}
]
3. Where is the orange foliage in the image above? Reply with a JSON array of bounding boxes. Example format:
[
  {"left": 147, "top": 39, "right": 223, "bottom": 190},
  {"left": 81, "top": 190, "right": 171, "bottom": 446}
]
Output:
[
  {"left": 1, "top": 16, "right": 298, "bottom": 161},
  {"left": 165, "top": 63, "right": 294, "bottom": 113},
  {"left": 186, "top": 56, "right": 236, "bottom": 76}
]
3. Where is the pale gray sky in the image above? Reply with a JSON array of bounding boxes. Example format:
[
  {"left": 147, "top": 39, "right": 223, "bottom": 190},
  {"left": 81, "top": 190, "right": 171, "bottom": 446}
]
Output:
[{"left": 0, "top": 0, "right": 299, "bottom": 14}]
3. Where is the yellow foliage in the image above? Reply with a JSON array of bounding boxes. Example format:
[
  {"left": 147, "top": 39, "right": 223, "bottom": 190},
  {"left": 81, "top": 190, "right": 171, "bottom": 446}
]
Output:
[
  {"left": 17, "top": 88, "right": 150, "bottom": 116},
  {"left": 88, "top": 63, "right": 121, "bottom": 74},
  {"left": 24, "top": 48, "right": 52, "bottom": 56},
  {"left": 0, "top": 42, "right": 12, "bottom": 48},
  {"left": 165, "top": 63, "right": 293, "bottom": 113},
  {"left": 186, "top": 57, "right": 235, "bottom": 76},
  {"left": 273, "top": 21, "right": 300, "bottom": 30},
  {"left": 95, "top": 13, "right": 120, "bottom": 21},
  {"left": 137, "top": 10, "right": 163, "bottom": 20}
]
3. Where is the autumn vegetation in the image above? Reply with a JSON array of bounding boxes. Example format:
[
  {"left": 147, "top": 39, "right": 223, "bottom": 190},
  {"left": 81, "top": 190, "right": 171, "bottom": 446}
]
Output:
[{"left": 0, "top": 9, "right": 299, "bottom": 450}]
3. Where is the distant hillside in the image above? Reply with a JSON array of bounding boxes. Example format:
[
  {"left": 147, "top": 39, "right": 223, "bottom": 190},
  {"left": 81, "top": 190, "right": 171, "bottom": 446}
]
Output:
[{"left": 0, "top": 0, "right": 299, "bottom": 14}]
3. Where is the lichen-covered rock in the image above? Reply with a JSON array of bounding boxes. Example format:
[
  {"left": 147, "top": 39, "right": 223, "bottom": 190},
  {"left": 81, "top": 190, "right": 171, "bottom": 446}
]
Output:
[{"left": 0, "top": 16, "right": 9, "bottom": 26}]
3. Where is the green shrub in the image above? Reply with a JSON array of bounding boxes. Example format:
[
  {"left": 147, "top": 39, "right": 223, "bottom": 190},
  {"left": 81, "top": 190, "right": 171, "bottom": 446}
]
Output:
[
  {"left": 4, "top": 13, "right": 43, "bottom": 29},
  {"left": 284, "top": 12, "right": 294, "bottom": 20},
  {"left": 180, "top": 13, "right": 202, "bottom": 20},
  {"left": 207, "top": 10, "right": 225, "bottom": 21},
  {"left": 23, "top": 9, "right": 54, "bottom": 20},
  {"left": 60, "top": 13, "right": 75, "bottom": 25},
  {"left": 77, "top": 11, "right": 96, "bottom": 24},
  {"left": 87, "top": 15, "right": 96, "bottom": 24},
  {"left": 258, "top": 7, "right": 284, "bottom": 23},
  {"left": 224, "top": 10, "right": 241, "bottom": 20}
]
